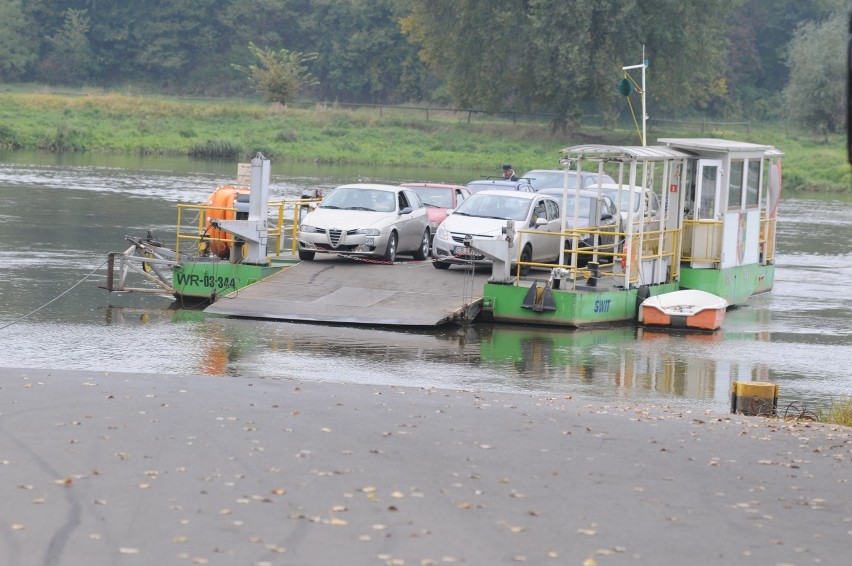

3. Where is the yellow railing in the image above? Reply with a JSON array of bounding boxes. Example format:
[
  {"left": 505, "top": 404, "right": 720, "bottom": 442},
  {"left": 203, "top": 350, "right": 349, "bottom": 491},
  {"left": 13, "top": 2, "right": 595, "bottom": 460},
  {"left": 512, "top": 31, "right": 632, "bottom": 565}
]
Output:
[
  {"left": 760, "top": 215, "right": 776, "bottom": 263},
  {"left": 512, "top": 223, "right": 681, "bottom": 286},
  {"left": 681, "top": 218, "right": 722, "bottom": 264},
  {"left": 174, "top": 198, "right": 321, "bottom": 257},
  {"left": 681, "top": 215, "right": 776, "bottom": 265}
]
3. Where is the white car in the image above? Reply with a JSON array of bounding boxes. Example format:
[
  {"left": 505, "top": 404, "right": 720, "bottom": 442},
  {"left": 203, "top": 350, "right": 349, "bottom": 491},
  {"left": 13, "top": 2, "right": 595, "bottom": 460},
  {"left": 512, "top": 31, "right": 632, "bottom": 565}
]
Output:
[
  {"left": 596, "top": 183, "right": 660, "bottom": 224},
  {"left": 298, "top": 184, "right": 430, "bottom": 262},
  {"left": 431, "top": 190, "right": 562, "bottom": 274},
  {"left": 521, "top": 169, "right": 616, "bottom": 192}
]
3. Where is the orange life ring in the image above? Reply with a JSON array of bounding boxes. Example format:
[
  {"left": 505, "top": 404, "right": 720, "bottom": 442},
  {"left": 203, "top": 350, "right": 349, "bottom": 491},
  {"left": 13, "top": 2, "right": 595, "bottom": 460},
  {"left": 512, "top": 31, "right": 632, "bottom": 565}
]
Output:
[{"left": 204, "top": 185, "right": 249, "bottom": 258}]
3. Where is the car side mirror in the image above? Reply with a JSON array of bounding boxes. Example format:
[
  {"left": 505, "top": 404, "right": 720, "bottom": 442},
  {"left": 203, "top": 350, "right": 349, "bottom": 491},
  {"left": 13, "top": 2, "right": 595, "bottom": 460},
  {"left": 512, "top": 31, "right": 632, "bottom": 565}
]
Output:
[
  {"left": 601, "top": 213, "right": 613, "bottom": 221},
  {"left": 534, "top": 217, "right": 548, "bottom": 227},
  {"left": 400, "top": 207, "right": 412, "bottom": 215}
]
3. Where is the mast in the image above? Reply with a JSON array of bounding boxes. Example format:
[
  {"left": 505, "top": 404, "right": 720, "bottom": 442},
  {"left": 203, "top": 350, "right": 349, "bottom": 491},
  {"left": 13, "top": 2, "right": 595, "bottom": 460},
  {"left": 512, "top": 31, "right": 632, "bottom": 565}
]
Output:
[{"left": 622, "top": 48, "right": 648, "bottom": 146}]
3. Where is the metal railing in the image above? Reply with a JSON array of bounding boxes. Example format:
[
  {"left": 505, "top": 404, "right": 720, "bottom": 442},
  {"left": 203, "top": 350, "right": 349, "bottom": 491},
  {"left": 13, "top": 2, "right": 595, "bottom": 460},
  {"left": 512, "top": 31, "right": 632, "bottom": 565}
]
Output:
[
  {"left": 512, "top": 223, "right": 681, "bottom": 288},
  {"left": 174, "top": 198, "right": 321, "bottom": 258}
]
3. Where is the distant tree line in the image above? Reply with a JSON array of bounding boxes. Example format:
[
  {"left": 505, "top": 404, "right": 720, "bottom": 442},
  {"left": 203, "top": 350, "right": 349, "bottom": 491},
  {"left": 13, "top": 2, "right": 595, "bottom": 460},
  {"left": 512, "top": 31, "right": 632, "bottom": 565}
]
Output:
[{"left": 0, "top": 0, "right": 846, "bottom": 135}]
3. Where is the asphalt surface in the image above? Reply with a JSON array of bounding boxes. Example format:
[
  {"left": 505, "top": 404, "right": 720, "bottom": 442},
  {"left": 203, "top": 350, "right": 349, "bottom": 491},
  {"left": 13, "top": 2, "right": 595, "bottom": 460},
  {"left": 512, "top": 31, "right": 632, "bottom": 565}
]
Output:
[{"left": 0, "top": 367, "right": 849, "bottom": 565}]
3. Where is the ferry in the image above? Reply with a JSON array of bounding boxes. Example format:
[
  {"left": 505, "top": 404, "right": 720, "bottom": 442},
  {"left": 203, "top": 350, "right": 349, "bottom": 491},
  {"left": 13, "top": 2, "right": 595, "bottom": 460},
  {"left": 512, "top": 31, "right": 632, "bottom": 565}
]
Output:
[
  {"left": 472, "top": 138, "right": 783, "bottom": 328},
  {"left": 101, "top": 154, "right": 314, "bottom": 303}
]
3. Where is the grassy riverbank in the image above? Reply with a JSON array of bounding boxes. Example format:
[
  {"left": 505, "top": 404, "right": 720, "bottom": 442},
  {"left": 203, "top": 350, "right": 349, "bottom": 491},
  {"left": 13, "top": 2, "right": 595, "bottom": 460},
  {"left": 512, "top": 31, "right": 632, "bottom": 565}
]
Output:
[{"left": 0, "top": 91, "right": 849, "bottom": 191}]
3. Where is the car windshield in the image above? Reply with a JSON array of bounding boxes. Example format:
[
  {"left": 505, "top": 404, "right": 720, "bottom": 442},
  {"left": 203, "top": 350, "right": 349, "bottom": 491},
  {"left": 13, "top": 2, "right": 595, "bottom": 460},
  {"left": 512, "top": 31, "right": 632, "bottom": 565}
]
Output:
[
  {"left": 454, "top": 194, "right": 532, "bottom": 221},
  {"left": 524, "top": 171, "right": 578, "bottom": 191},
  {"left": 320, "top": 188, "right": 395, "bottom": 212},
  {"left": 559, "top": 196, "right": 592, "bottom": 219},
  {"left": 409, "top": 186, "right": 453, "bottom": 208},
  {"left": 600, "top": 188, "right": 642, "bottom": 213}
]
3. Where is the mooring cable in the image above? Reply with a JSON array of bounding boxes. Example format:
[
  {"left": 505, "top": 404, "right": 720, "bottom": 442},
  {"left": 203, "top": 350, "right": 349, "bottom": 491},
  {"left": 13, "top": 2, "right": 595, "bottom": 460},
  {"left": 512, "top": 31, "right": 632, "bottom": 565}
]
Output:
[{"left": 0, "top": 259, "right": 109, "bottom": 331}]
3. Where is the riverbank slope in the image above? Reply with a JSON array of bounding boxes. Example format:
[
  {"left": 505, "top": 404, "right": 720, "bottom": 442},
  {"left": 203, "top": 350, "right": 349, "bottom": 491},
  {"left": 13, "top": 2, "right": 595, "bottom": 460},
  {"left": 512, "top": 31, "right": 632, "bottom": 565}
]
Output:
[
  {"left": 0, "top": 91, "right": 848, "bottom": 191},
  {"left": 1, "top": 367, "right": 849, "bottom": 565}
]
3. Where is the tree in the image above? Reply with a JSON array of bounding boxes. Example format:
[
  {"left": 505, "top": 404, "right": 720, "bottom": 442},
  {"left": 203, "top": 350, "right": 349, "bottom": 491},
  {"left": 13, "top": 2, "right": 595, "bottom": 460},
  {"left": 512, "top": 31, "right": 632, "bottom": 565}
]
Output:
[
  {"left": 233, "top": 42, "right": 318, "bottom": 104},
  {"left": 300, "top": 0, "right": 433, "bottom": 103},
  {"left": 400, "top": 0, "right": 736, "bottom": 130},
  {"left": 39, "top": 9, "right": 94, "bottom": 84},
  {"left": 400, "top": 0, "right": 526, "bottom": 112},
  {"left": 783, "top": 4, "right": 848, "bottom": 137},
  {"left": 0, "top": 0, "right": 39, "bottom": 81},
  {"left": 724, "top": 0, "right": 836, "bottom": 118}
]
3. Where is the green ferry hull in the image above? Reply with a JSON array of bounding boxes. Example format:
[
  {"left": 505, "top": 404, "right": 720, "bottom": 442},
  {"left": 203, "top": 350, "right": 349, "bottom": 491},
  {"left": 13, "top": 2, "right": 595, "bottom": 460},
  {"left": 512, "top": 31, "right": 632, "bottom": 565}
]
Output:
[
  {"left": 480, "top": 281, "right": 679, "bottom": 327},
  {"left": 481, "top": 263, "right": 774, "bottom": 328},
  {"left": 172, "top": 258, "right": 296, "bottom": 299},
  {"left": 679, "top": 264, "right": 775, "bottom": 305}
]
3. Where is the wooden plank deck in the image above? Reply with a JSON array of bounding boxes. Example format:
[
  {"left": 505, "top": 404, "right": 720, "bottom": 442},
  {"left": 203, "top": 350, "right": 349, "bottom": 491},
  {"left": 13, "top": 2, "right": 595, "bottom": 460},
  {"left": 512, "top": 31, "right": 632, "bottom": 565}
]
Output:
[{"left": 204, "top": 255, "right": 493, "bottom": 326}]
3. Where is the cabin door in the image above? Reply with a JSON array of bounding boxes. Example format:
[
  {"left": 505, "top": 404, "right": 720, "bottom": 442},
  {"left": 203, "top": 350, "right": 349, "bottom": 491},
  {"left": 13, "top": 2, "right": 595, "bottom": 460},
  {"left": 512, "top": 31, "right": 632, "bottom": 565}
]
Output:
[
  {"left": 689, "top": 160, "right": 723, "bottom": 268},
  {"left": 694, "top": 160, "right": 722, "bottom": 219}
]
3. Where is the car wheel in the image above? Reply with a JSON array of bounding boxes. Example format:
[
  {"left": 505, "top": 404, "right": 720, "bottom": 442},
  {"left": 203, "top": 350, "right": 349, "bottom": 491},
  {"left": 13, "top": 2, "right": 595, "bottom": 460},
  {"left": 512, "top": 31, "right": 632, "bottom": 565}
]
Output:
[
  {"left": 433, "top": 260, "right": 450, "bottom": 270},
  {"left": 518, "top": 244, "right": 532, "bottom": 276},
  {"left": 382, "top": 232, "right": 398, "bottom": 263},
  {"left": 412, "top": 230, "right": 430, "bottom": 261},
  {"left": 298, "top": 249, "right": 315, "bottom": 261}
]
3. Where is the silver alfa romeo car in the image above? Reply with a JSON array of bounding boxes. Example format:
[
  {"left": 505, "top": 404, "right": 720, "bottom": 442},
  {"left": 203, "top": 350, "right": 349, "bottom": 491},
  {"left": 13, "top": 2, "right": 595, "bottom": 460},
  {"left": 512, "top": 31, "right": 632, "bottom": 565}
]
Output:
[{"left": 297, "top": 183, "right": 431, "bottom": 263}]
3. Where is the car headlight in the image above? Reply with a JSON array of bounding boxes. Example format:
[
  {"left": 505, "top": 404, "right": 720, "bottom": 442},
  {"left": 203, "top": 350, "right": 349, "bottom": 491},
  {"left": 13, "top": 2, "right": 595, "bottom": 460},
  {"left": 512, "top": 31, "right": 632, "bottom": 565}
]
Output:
[
  {"left": 356, "top": 228, "right": 380, "bottom": 236},
  {"left": 435, "top": 223, "right": 449, "bottom": 240},
  {"left": 299, "top": 224, "right": 319, "bottom": 233}
]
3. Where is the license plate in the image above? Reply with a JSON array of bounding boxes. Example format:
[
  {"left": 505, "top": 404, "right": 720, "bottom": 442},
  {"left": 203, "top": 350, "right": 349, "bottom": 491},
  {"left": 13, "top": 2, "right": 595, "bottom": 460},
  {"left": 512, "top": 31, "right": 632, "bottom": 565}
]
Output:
[
  {"left": 454, "top": 246, "right": 483, "bottom": 260},
  {"left": 365, "top": 237, "right": 375, "bottom": 245}
]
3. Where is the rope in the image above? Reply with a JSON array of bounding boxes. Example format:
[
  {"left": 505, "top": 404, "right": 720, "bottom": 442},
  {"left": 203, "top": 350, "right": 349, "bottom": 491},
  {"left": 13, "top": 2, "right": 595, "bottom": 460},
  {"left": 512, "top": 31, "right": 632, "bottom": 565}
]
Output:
[
  {"left": 0, "top": 259, "right": 109, "bottom": 331},
  {"left": 623, "top": 72, "right": 644, "bottom": 145}
]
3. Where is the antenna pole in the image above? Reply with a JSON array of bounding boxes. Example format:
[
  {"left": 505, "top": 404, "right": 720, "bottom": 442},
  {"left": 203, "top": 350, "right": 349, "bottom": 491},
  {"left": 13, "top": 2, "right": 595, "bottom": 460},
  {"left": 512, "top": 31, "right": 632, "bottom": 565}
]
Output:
[{"left": 623, "top": 48, "right": 649, "bottom": 146}]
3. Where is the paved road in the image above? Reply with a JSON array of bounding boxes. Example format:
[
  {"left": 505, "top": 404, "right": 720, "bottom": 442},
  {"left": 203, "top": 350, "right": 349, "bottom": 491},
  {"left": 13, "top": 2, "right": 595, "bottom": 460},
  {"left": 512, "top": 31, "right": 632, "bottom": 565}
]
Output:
[{"left": 1, "top": 367, "right": 849, "bottom": 565}]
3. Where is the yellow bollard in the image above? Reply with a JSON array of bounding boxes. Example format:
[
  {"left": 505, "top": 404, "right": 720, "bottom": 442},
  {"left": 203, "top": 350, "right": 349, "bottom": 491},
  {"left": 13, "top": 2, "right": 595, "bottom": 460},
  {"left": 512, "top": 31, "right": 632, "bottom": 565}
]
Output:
[{"left": 730, "top": 381, "right": 779, "bottom": 417}]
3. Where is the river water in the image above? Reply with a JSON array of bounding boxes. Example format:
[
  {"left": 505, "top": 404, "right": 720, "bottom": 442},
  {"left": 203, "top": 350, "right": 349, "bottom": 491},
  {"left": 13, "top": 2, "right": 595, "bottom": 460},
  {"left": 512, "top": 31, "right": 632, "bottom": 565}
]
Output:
[{"left": 1, "top": 151, "right": 850, "bottom": 415}]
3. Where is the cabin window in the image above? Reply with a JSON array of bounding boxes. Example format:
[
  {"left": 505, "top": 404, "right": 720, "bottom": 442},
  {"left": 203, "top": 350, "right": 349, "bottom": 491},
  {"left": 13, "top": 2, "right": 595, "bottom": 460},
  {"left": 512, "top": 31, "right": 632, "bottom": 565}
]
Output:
[
  {"left": 698, "top": 164, "right": 717, "bottom": 219},
  {"left": 728, "top": 160, "right": 744, "bottom": 210},
  {"left": 746, "top": 160, "right": 760, "bottom": 208}
]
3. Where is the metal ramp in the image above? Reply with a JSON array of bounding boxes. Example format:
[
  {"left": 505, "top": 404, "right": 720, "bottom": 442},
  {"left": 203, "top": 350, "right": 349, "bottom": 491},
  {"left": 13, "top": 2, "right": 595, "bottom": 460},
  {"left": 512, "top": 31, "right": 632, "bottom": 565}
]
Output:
[{"left": 203, "top": 255, "right": 491, "bottom": 327}]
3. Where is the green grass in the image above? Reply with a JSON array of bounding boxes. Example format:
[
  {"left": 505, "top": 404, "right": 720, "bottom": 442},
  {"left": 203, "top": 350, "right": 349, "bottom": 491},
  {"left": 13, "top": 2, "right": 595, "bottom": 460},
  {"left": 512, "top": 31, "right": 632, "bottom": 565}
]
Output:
[
  {"left": 815, "top": 396, "right": 852, "bottom": 427},
  {"left": 0, "top": 91, "right": 849, "bottom": 191}
]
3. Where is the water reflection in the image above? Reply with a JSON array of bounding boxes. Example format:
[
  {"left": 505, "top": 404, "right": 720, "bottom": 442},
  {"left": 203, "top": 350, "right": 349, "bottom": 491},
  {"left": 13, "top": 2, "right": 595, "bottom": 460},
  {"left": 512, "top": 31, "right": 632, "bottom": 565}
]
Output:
[
  {"left": 93, "top": 302, "right": 783, "bottom": 411},
  {"left": 477, "top": 324, "right": 736, "bottom": 406}
]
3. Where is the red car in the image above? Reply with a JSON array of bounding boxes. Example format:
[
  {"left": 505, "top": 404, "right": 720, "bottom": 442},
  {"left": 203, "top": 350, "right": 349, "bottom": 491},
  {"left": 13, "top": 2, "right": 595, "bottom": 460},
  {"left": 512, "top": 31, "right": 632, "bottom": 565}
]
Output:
[{"left": 401, "top": 183, "right": 471, "bottom": 244}]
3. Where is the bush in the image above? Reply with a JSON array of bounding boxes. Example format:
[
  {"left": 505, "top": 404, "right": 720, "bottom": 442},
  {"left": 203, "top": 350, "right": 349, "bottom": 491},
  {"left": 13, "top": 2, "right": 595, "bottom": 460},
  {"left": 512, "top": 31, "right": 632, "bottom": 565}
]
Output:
[
  {"left": 0, "top": 125, "right": 22, "bottom": 149},
  {"left": 189, "top": 140, "right": 241, "bottom": 159}
]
